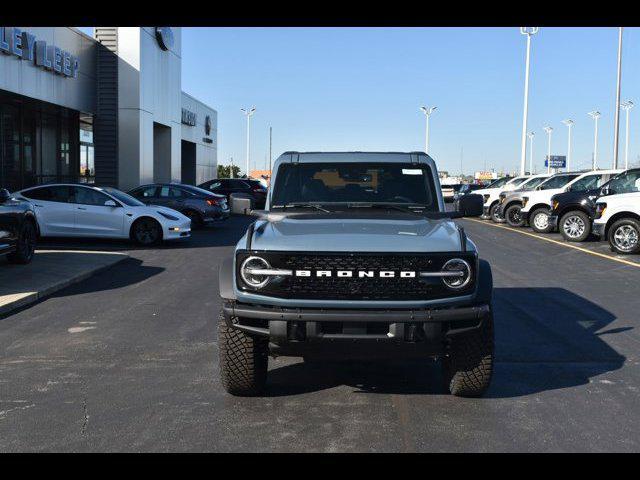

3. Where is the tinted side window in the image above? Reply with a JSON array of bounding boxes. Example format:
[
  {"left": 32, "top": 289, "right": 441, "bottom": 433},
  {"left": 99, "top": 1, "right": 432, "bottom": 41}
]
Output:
[
  {"left": 23, "top": 186, "right": 72, "bottom": 203},
  {"left": 207, "top": 181, "right": 223, "bottom": 191},
  {"left": 159, "top": 186, "right": 183, "bottom": 198},
  {"left": 131, "top": 186, "right": 158, "bottom": 198},
  {"left": 74, "top": 187, "right": 111, "bottom": 206}
]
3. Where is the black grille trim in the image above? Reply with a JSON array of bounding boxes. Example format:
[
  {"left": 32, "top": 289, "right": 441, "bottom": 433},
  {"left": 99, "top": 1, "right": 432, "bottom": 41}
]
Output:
[{"left": 236, "top": 250, "right": 477, "bottom": 301}]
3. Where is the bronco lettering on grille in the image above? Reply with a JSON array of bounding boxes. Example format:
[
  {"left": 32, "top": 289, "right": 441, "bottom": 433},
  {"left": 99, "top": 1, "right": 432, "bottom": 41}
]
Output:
[{"left": 295, "top": 270, "right": 417, "bottom": 278}]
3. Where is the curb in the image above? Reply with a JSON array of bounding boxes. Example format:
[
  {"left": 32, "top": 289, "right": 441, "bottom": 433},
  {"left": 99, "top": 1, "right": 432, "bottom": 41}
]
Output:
[{"left": 0, "top": 253, "right": 129, "bottom": 317}]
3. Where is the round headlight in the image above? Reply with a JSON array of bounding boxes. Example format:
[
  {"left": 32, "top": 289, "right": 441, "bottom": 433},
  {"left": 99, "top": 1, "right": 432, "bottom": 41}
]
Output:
[
  {"left": 441, "top": 258, "right": 472, "bottom": 289},
  {"left": 240, "top": 256, "right": 271, "bottom": 289}
]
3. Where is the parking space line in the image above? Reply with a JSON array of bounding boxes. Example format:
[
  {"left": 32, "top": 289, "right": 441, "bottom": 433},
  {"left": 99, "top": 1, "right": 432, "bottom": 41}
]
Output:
[{"left": 465, "top": 218, "right": 640, "bottom": 269}]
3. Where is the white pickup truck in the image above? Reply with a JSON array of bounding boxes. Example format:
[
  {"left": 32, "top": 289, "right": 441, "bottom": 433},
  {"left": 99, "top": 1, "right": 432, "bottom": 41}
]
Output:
[
  {"left": 520, "top": 170, "right": 622, "bottom": 233},
  {"left": 474, "top": 176, "right": 530, "bottom": 221},
  {"left": 592, "top": 168, "right": 640, "bottom": 254}
]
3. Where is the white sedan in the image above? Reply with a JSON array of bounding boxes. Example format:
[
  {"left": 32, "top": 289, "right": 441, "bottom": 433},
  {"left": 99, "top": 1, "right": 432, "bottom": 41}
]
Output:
[{"left": 13, "top": 184, "right": 191, "bottom": 245}]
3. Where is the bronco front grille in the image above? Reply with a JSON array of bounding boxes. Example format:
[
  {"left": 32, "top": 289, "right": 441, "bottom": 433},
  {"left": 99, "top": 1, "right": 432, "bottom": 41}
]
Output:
[{"left": 236, "top": 251, "right": 477, "bottom": 301}]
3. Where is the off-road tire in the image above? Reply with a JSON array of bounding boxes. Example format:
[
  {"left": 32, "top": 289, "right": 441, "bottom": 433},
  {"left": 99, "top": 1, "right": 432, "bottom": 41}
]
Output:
[
  {"left": 559, "top": 210, "right": 591, "bottom": 242},
  {"left": 218, "top": 309, "right": 268, "bottom": 396},
  {"left": 442, "top": 310, "right": 494, "bottom": 397},
  {"left": 608, "top": 218, "right": 640, "bottom": 255},
  {"left": 505, "top": 204, "right": 525, "bottom": 227},
  {"left": 530, "top": 207, "right": 552, "bottom": 233}
]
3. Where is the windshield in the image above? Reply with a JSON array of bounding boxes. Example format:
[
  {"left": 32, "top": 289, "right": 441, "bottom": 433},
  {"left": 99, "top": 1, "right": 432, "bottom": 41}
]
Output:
[
  {"left": 538, "top": 174, "right": 579, "bottom": 190},
  {"left": 520, "top": 176, "right": 548, "bottom": 189},
  {"left": 607, "top": 170, "right": 640, "bottom": 194},
  {"left": 100, "top": 187, "right": 145, "bottom": 207},
  {"left": 486, "top": 177, "right": 511, "bottom": 189},
  {"left": 271, "top": 162, "right": 438, "bottom": 210},
  {"left": 509, "top": 177, "right": 529, "bottom": 187}
]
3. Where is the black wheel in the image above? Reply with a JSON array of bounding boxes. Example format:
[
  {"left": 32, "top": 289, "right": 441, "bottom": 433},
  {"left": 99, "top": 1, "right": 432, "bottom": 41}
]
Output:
[
  {"left": 505, "top": 204, "right": 525, "bottom": 227},
  {"left": 7, "top": 220, "right": 37, "bottom": 265},
  {"left": 488, "top": 203, "right": 500, "bottom": 222},
  {"left": 218, "top": 309, "right": 268, "bottom": 396},
  {"left": 608, "top": 218, "right": 640, "bottom": 254},
  {"left": 530, "top": 207, "right": 552, "bottom": 233},
  {"left": 131, "top": 218, "right": 162, "bottom": 246},
  {"left": 442, "top": 309, "right": 494, "bottom": 397},
  {"left": 559, "top": 211, "right": 591, "bottom": 242},
  {"left": 183, "top": 209, "right": 203, "bottom": 229}
]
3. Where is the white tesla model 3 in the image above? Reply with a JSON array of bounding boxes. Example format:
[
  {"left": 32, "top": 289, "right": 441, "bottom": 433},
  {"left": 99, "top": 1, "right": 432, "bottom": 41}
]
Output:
[{"left": 13, "top": 184, "right": 191, "bottom": 246}]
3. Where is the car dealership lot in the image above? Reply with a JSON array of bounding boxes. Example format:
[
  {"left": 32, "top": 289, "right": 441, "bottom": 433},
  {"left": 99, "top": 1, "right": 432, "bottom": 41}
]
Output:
[{"left": 1, "top": 216, "right": 640, "bottom": 452}]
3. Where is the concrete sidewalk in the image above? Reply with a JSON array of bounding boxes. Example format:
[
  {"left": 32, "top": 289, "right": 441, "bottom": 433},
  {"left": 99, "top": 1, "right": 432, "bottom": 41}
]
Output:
[{"left": 0, "top": 249, "right": 129, "bottom": 316}]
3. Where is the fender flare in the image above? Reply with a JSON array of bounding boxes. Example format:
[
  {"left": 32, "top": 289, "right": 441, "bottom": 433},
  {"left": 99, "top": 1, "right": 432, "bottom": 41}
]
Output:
[
  {"left": 219, "top": 256, "right": 236, "bottom": 301},
  {"left": 475, "top": 259, "right": 493, "bottom": 305}
]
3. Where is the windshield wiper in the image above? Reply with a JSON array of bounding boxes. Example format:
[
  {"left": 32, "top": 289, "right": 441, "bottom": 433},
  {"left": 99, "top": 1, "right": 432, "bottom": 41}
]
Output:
[
  {"left": 344, "top": 203, "right": 429, "bottom": 216},
  {"left": 278, "top": 203, "right": 331, "bottom": 213}
]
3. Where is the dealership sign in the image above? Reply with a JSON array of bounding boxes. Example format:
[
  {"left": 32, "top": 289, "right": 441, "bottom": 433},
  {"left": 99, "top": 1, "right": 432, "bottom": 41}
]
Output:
[
  {"left": 0, "top": 27, "right": 79, "bottom": 78},
  {"left": 545, "top": 155, "right": 566, "bottom": 168},
  {"left": 181, "top": 108, "right": 197, "bottom": 126}
]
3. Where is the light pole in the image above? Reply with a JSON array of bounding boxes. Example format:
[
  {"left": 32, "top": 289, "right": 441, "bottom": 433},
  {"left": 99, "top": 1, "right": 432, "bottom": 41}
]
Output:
[
  {"left": 241, "top": 106, "right": 256, "bottom": 178},
  {"left": 519, "top": 27, "right": 540, "bottom": 176},
  {"left": 419, "top": 106, "right": 437, "bottom": 154},
  {"left": 527, "top": 131, "right": 535, "bottom": 174},
  {"left": 621, "top": 100, "right": 634, "bottom": 169},
  {"left": 543, "top": 126, "right": 553, "bottom": 174},
  {"left": 561, "top": 119, "right": 574, "bottom": 171},
  {"left": 588, "top": 111, "right": 601, "bottom": 170},
  {"left": 230, "top": 157, "right": 234, "bottom": 178},
  {"left": 613, "top": 27, "right": 624, "bottom": 169}
]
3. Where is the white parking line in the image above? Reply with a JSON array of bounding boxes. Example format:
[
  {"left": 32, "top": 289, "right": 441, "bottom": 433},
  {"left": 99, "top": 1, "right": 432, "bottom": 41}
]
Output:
[{"left": 466, "top": 218, "right": 640, "bottom": 269}]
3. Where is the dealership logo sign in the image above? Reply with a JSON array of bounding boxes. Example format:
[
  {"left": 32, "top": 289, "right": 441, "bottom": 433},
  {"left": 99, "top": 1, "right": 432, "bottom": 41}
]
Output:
[
  {"left": 155, "top": 27, "right": 174, "bottom": 51},
  {"left": 181, "top": 108, "right": 197, "bottom": 126},
  {"left": 0, "top": 27, "right": 79, "bottom": 78},
  {"left": 205, "top": 115, "right": 212, "bottom": 135}
]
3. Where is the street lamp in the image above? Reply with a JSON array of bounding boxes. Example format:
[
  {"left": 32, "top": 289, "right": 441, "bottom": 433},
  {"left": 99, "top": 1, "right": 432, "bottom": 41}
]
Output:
[
  {"left": 543, "top": 126, "right": 553, "bottom": 174},
  {"left": 241, "top": 106, "right": 256, "bottom": 178},
  {"left": 561, "top": 119, "right": 574, "bottom": 171},
  {"left": 588, "top": 111, "right": 601, "bottom": 170},
  {"left": 527, "top": 131, "right": 535, "bottom": 174},
  {"left": 519, "top": 27, "right": 540, "bottom": 176},
  {"left": 613, "top": 27, "right": 624, "bottom": 169},
  {"left": 621, "top": 100, "right": 634, "bottom": 169},
  {"left": 419, "top": 106, "right": 437, "bottom": 154}
]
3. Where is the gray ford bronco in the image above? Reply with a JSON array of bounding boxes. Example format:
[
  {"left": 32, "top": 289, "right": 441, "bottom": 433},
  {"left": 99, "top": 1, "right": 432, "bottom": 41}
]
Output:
[{"left": 218, "top": 152, "right": 493, "bottom": 397}]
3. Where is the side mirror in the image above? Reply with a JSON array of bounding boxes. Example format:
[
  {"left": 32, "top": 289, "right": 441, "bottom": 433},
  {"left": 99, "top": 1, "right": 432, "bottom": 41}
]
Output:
[
  {"left": 0, "top": 188, "right": 10, "bottom": 203},
  {"left": 104, "top": 200, "right": 118, "bottom": 207},
  {"left": 456, "top": 193, "right": 484, "bottom": 217}
]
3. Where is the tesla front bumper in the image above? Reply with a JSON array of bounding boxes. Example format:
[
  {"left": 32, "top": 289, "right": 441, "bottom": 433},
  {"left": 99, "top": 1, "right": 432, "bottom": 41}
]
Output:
[{"left": 164, "top": 219, "right": 192, "bottom": 240}]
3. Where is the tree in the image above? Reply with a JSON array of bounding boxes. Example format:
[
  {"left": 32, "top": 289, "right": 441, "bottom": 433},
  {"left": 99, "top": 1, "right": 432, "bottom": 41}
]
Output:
[{"left": 217, "top": 164, "right": 243, "bottom": 179}]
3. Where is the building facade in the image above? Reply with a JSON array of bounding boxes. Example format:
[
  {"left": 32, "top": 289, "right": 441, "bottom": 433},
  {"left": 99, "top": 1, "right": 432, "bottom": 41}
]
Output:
[{"left": 0, "top": 26, "right": 217, "bottom": 192}]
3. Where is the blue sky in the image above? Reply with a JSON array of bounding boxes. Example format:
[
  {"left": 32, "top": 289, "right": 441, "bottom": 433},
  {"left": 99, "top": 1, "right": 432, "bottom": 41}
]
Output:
[{"left": 79, "top": 27, "right": 640, "bottom": 175}]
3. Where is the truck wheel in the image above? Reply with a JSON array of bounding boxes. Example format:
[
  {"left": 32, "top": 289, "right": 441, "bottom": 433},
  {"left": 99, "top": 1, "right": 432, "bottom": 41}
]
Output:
[
  {"left": 217, "top": 310, "right": 268, "bottom": 396},
  {"left": 489, "top": 203, "right": 501, "bottom": 223},
  {"left": 530, "top": 207, "right": 552, "bottom": 233},
  {"left": 559, "top": 211, "right": 591, "bottom": 242},
  {"left": 608, "top": 218, "right": 640, "bottom": 254},
  {"left": 442, "top": 310, "right": 494, "bottom": 397},
  {"left": 7, "top": 220, "right": 37, "bottom": 265},
  {"left": 505, "top": 204, "right": 525, "bottom": 227}
]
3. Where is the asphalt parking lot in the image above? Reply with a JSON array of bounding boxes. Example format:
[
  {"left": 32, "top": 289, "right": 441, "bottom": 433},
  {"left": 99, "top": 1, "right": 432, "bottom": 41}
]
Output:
[{"left": 1, "top": 215, "right": 640, "bottom": 452}]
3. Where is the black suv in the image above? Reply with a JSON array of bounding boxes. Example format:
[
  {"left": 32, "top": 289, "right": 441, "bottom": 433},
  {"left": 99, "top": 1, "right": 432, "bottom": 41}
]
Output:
[
  {"left": 550, "top": 169, "right": 638, "bottom": 242},
  {"left": 0, "top": 188, "right": 37, "bottom": 264},
  {"left": 198, "top": 178, "right": 267, "bottom": 209}
]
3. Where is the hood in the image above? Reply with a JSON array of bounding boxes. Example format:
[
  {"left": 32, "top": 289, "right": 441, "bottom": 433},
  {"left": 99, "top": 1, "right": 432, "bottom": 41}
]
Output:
[{"left": 248, "top": 212, "right": 465, "bottom": 252}]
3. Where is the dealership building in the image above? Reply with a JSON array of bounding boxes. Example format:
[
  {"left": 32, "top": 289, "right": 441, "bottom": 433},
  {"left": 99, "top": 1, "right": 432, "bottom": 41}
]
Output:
[{"left": 0, "top": 27, "right": 217, "bottom": 192}]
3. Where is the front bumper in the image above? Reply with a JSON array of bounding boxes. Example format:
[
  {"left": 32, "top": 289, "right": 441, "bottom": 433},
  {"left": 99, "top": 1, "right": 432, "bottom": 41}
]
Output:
[
  {"left": 222, "top": 302, "right": 490, "bottom": 357},
  {"left": 164, "top": 220, "right": 191, "bottom": 240},
  {"left": 592, "top": 222, "right": 605, "bottom": 239}
]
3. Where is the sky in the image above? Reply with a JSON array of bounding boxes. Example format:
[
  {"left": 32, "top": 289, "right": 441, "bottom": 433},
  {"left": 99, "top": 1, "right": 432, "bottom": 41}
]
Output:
[{"left": 79, "top": 27, "right": 640, "bottom": 176}]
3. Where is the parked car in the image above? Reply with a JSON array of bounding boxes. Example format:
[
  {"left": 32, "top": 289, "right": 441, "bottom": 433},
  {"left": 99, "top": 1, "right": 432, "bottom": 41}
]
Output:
[
  {"left": 14, "top": 184, "right": 191, "bottom": 246},
  {"left": 198, "top": 178, "right": 267, "bottom": 209},
  {"left": 128, "top": 183, "right": 229, "bottom": 228},
  {"left": 592, "top": 169, "right": 640, "bottom": 254},
  {"left": 549, "top": 169, "right": 631, "bottom": 242},
  {"left": 440, "top": 183, "right": 463, "bottom": 202},
  {"left": 473, "top": 176, "right": 531, "bottom": 221},
  {"left": 453, "top": 183, "right": 484, "bottom": 202},
  {"left": 0, "top": 188, "right": 37, "bottom": 264},
  {"left": 493, "top": 173, "right": 552, "bottom": 225},
  {"left": 521, "top": 170, "right": 622, "bottom": 233},
  {"left": 218, "top": 152, "right": 492, "bottom": 397}
]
